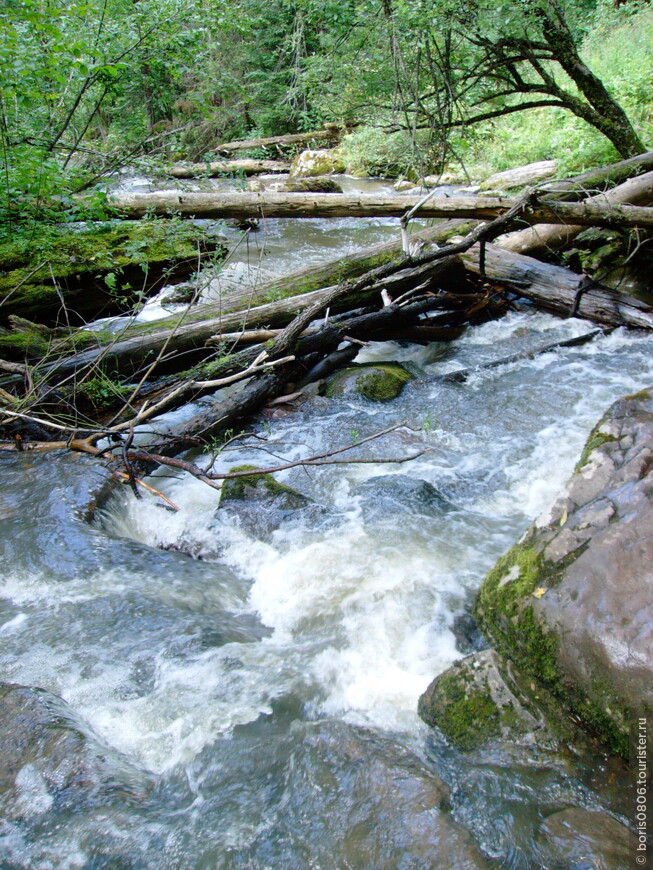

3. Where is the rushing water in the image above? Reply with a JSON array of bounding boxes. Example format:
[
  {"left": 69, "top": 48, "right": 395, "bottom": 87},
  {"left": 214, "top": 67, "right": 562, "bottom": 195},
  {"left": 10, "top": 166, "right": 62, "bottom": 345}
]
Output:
[{"left": 0, "top": 193, "right": 648, "bottom": 868}]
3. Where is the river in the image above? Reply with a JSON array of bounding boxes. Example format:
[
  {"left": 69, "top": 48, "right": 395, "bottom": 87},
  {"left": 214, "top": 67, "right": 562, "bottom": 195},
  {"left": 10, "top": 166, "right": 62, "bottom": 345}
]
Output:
[{"left": 0, "top": 176, "right": 647, "bottom": 868}]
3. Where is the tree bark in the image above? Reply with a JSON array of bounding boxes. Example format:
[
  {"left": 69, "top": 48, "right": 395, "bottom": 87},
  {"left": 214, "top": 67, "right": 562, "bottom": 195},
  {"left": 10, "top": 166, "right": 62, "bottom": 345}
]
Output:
[
  {"left": 40, "top": 254, "right": 467, "bottom": 380},
  {"left": 462, "top": 243, "right": 653, "bottom": 329},
  {"left": 104, "top": 189, "right": 653, "bottom": 227},
  {"left": 541, "top": 151, "right": 653, "bottom": 200},
  {"left": 538, "top": 3, "right": 646, "bottom": 158}
]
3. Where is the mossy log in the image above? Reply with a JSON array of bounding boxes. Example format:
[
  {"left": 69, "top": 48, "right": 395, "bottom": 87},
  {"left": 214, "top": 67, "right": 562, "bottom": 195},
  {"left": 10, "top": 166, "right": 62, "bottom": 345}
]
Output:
[
  {"left": 103, "top": 189, "right": 653, "bottom": 228},
  {"left": 542, "top": 149, "right": 653, "bottom": 200},
  {"left": 168, "top": 158, "right": 291, "bottom": 178},
  {"left": 39, "top": 254, "right": 467, "bottom": 380},
  {"left": 0, "top": 221, "right": 226, "bottom": 329}
]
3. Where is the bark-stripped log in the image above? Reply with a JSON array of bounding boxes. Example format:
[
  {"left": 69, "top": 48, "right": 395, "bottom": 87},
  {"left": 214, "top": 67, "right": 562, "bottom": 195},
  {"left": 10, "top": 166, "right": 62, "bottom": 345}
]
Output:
[
  {"left": 103, "top": 189, "right": 653, "bottom": 228},
  {"left": 499, "top": 170, "right": 653, "bottom": 254},
  {"left": 542, "top": 150, "right": 653, "bottom": 200}
]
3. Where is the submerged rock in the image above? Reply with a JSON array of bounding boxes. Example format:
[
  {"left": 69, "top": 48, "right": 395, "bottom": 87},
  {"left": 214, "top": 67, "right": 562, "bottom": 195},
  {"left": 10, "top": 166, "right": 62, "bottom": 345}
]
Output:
[
  {"left": 418, "top": 649, "right": 555, "bottom": 751},
  {"left": 289, "top": 148, "right": 346, "bottom": 178},
  {"left": 0, "top": 683, "right": 150, "bottom": 821},
  {"left": 216, "top": 465, "right": 327, "bottom": 539},
  {"left": 475, "top": 388, "right": 653, "bottom": 756},
  {"left": 288, "top": 720, "right": 491, "bottom": 869},
  {"left": 353, "top": 473, "right": 453, "bottom": 522},
  {"left": 324, "top": 362, "right": 414, "bottom": 402},
  {"left": 284, "top": 177, "right": 343, "bottom": 193},
  {"left": 536, "top": 807, "right": 631, "bottom": 870}
]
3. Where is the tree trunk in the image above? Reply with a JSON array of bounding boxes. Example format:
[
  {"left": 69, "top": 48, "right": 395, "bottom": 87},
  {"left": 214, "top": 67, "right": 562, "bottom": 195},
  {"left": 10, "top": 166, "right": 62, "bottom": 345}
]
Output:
[
  {"left": 539, "top": 3, "right": 645, "bottom": 158},
  {"left": 462, "top": 243, "right": 653, "bottom": 329},
  {"left": 104, "top": 189, "right": 653, "bottom": 227},
  {"left": 542, "top": 150, "right": 653, "bottom": 200},
  {"left": 40, "top": 255, "right": 467, "bottom": 380}
]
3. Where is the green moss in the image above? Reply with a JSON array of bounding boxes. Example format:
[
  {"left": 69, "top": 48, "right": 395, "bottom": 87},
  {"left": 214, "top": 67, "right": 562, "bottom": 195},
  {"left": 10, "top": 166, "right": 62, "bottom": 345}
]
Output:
[
  {"left": 0, "top": 220, "right": 225, "bottom": 323},
  {"left": 575, "top": 418, "right": 618, "bottom": 472},
  {"left": 357, "top": 369, "right": 407, "bottom": 402},
  {"left": 324, "top": 362, "right": 413, "bottom": 402},
  {"left": 433, "top": 670, "right": 501, "bottom": 751},
  {"left": 476, "top": 534, "right": 632, "bottom": 756},
  {"left": 219, "top": 465, "right": 300, "bottom": 505}
]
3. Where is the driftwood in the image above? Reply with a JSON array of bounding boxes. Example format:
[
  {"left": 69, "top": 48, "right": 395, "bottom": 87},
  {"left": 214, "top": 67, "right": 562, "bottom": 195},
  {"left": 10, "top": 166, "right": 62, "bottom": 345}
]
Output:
[
  {"left": 499, "top": 169, "right": 653, "bottom": 254},
  {"left": 103, "top": 189, "right": 653, "bottom": 229},
  {"left": 40, "top": 255, "right": 468, "bottom": 380},
  {"left": 168, "top": 158, "right": 291, "bottom": 178},
  {"left": 215, "top": 126, "right": 343, "bottom": 154},
  {"left": 462, "top": 243, "right": 653, "bottom": 329},
  {"left": 542, "top": 150, "right": 653, "bottom": 200}
]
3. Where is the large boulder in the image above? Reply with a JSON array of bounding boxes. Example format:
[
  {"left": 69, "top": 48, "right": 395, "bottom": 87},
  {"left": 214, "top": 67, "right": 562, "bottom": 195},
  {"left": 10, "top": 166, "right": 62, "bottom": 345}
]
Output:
[
  {"left": 475, "top": 388, "right": 653, "bottom": 756},
  {"left": 289, "top": 149, "right": 346, "bottom": 178}
]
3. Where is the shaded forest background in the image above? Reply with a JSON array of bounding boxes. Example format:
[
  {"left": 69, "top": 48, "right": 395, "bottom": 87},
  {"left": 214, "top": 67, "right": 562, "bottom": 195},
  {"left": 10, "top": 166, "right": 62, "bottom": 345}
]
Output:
[{"left": 1, "top": 0, "right": 652, "bottom": 233}]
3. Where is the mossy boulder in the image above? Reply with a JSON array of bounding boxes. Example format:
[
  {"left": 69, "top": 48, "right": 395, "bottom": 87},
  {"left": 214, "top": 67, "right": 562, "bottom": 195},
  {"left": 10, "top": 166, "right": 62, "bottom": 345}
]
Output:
[
  {"left": 217, "top": 465, "right": 326, "bottom": 540},
  {"left": 324, "top": 362, "right": 414, "bottom": 403},
  {"left": 289, "top": 149, "right": 346, "bottom": 178},
  {"left": 0, "top": 220, "right": 226, "bottom": 327},
  {"left": 474, "top": 389, "right": 653, "bottom": 757},
  {"left": 418, "top": 650, "right": 556, "bottom": 751}
]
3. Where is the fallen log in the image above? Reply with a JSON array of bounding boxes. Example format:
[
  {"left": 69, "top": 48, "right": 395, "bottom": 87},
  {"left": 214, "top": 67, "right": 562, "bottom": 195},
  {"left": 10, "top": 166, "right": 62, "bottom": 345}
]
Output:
[
  {"left": 40, "top": 253, "right": 468, "bottom": 380},
  {"left": 499, "top": 169, "right": 653, "bottom": 254},
  {"left": 215, "top": 126, "right": 343, "bottom": 154},
  {"left": 103, "top": 189, "right": 653, "bottom": 229},
  {"left": 542, "top": 150, "right": 653, "bottom": 200},
  {"left": 168, "top": 158, "right": 291, "bottom": 178},
  {"left": 461, "top": 243, "right": 653, "bottom": 330}
]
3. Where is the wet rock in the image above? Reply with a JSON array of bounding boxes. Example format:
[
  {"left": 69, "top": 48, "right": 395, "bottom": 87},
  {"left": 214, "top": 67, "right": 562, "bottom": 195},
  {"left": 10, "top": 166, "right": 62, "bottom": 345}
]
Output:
[
  {"left": 283, "top": 177, "right": 343, "bottom": 193},
  {"left": 451, "top": 611, "right": 485, "bottom": 654},
  {"left": 289, "top": 720, "right": 491, "bottom": 869},
  {"left": 394, "top": 179, "right": 419, "bottom": 192},
  {"left": 475, "top": 388, "right": 653, "bottom": 756},
  {"left": 215, "top": 465, "right": 328, "bottom": 539},
  {"left": 353, "top": 473, "right": 453, "bottom": 522},
  {"left": 536, "top": 807, "right": 631, "bottom": 870},
  {"left": 289, "top": 148, "right": 346, "bottom": 178},
  {"left": 418, "top": 649, "right": 554, "bottom": 750},
  {"left": 0, "top": 683, "right": 150, "bottom": 821},
  {"left": 324, "top": 362, "right": 414, "bottom": 402}
]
